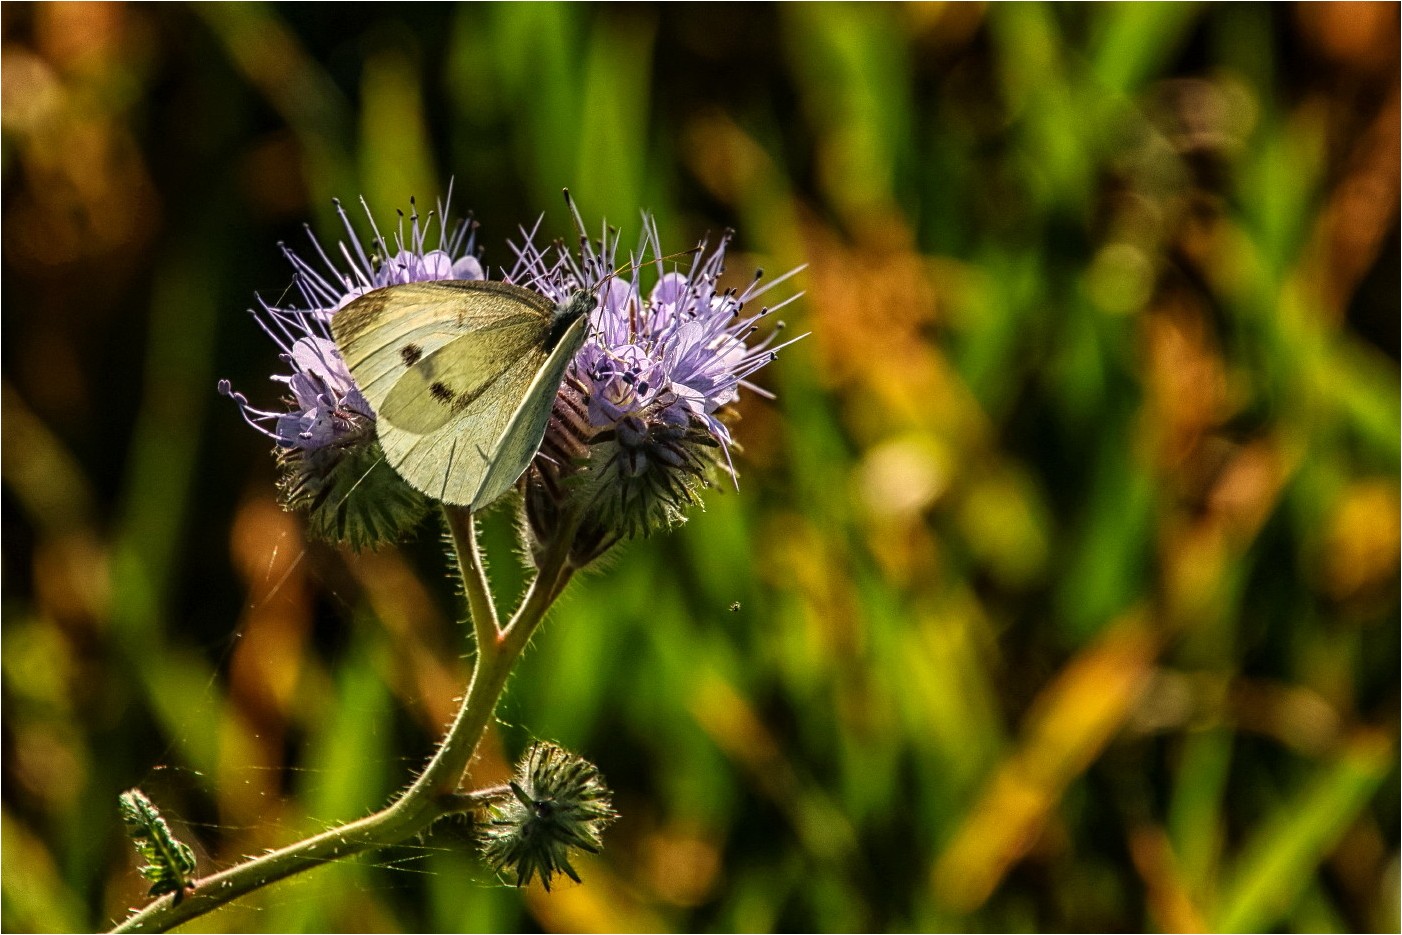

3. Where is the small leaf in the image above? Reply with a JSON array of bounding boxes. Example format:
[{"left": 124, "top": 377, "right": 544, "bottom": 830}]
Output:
[{"left": 119, "top": 789, "right": 197, "bottom": 902}]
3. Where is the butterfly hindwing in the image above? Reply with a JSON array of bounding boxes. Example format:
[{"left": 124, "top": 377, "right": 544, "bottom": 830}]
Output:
[
  {"left": 377, "top": 317, "right": 550, "bottom": 434},
  {"left": 380, "top": 337, "right": 549, "bottom": 505}
]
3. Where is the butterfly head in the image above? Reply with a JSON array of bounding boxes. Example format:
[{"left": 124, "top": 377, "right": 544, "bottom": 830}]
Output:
[{"left": 548, "top": 289, "right": 597, "bottom": 348}]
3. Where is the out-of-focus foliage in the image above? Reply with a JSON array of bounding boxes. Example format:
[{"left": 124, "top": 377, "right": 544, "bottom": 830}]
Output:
[{"left": 2, "top": 4, "right": 1397, "bottom": 932}]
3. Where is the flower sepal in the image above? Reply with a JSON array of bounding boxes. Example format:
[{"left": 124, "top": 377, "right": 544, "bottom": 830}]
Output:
[
  {"left": 277, "top": 432, "right": 430, "bottom": 551},
  {"left": 523, "top": 384, "right": 732, "bottom": 571}
]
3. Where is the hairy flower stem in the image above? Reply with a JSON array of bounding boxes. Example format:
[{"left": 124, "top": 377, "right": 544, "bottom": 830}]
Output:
[
  {"left": 443, "top": 504, "right": 502, "bottom": 653},
  {"left": 109, "top": 505, "right": 576, "bottom": 934}
]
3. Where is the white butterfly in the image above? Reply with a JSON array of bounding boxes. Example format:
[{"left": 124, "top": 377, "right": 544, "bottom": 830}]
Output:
[{"left": 331, "top": 281, "right": 593, "bottom": 509}]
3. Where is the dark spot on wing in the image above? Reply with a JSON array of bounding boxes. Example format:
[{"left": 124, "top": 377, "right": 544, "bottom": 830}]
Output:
[
  {"left": 430, "top": 382, "right": 454, "bottom": 404},
  {"left": 401, "top": 344, "right": 423, "bottom": 366}
]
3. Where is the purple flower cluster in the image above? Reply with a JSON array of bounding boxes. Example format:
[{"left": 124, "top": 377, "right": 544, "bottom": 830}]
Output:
[
  {"left": 504, "top": 202, "right": 802, "bottom": 560},
  {"left": 220, "top": 195, "right": 482, "bottom": 452},
  {"left": 507, "top": 206, "right": 802, "bottom": 484}
]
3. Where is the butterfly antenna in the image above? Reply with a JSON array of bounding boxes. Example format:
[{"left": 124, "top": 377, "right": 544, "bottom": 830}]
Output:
[{"left": 606, "top": 246, "right": 701, "bottom": 282}]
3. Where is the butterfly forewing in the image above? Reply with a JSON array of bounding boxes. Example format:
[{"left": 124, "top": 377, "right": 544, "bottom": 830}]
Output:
[
  {"left": 333, "top": 281, "right": 554, "bottom": 415},
  {"left": 474, "top": 314, "right": 589, "bottom": 508}
]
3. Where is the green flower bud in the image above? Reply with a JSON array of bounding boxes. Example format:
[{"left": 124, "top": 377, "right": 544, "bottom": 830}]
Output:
[{"left": 479, "top": 742, "right": 617, "bottom": 891}]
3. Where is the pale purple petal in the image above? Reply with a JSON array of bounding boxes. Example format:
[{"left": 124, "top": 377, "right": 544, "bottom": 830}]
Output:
[{"left": 452, "top": 255, "right": 485, "bottom": 280}]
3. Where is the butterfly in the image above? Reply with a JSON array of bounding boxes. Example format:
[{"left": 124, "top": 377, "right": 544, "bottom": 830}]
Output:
[{"left": 331, "top": 280, "right": 594, "bottom": 509}]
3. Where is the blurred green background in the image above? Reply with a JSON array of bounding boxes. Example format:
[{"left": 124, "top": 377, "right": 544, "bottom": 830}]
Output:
[{"left": 3, "top": 3, "right": 1398, "bottom": 932}]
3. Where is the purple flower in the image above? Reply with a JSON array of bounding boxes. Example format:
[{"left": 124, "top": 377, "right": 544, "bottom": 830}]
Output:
[
  {"left": 220, "top": 193, "right": 482, "bottom": 548},
  {"left": 219, "top": 194, "right": 483, "bottom": 452},
  {"left": 510, "top": 198, "right": 804, "bottom": 562}
]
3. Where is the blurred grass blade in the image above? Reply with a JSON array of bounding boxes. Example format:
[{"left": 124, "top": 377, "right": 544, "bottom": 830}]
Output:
[
  {"left": 197, "top": 2, "right": 355, "bottom": 208},
  {"left": 1168, "top": 726, "right": 1234, "bottom": 902},
  {"left": 932, "top": 617, "right": 1159, "bottom": 911},
  {"left": 575, "top": 14, "right": 656, "bottom": 222},
  {"left": 1213, "top": 732, "right": 1394, "bottom": 932},
  {"left": 0, "top": 383, "right": 98, "bottom": 535},
  {"left": 360, "top": 44, "right": 439, "bottom": 218},
  {"left": 1090, "top": 3, "right": 1200, "bottom": 94}
]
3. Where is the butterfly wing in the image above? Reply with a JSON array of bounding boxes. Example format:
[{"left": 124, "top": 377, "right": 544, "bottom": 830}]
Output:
[
  {"left": 377, "top": 317, "right": 548, "bottom": 434},
  {"left": 381, "top": 335, "right": 553, "bottom": 505},
  {"left": 472, "top": 312, "right": 590, "bottom": 508},
  {"left": 333, "top": 280, "right": 553, "bottom": 417},
  {"left": 332, "top": 279, "right": 586, "bottom": 509}
]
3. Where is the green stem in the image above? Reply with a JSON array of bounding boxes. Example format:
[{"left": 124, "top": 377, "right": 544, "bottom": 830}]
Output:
[
  {"left": 443, "top": 785, "right": 511, "bottom": 814},
  {"left": 443, "top": 503, "right": 501, "bottom": 657},
  {"left": 109, "top": 506, "right": 575, "bottom": 934}
]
